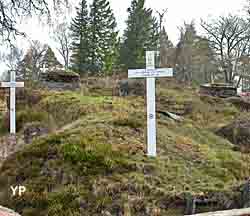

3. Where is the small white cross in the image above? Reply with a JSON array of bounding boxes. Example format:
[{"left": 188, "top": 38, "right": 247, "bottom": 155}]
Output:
[
  {"left": 41, "top": 64, "right": 47, "bottom": 73},
  {"left": 1, "top": 70, "right": 24, "bottom": 134},
  {"left": 128, "top": 51, "right": 173, "bottom": 157}
]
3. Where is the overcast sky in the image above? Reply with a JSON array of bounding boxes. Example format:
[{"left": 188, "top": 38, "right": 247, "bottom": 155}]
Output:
[
  {"left": 0, "top": 0, "right": 247, "bottom": 75},
  {"left": 23, "top": 0, "right": 246, "bottom": 44}
]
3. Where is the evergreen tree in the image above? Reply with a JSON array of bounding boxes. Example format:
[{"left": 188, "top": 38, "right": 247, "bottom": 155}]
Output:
[
  {"left": 70, "top": 0, "right": 90, "bottom": 74},
  {"left": 120, "top": 0, "right": 159, "bottom": 69},
  {"left": 89, "top": 0, "right": 118, "bottom": 74},
  {"left": 43, "top": 47, "right": 62, "bottom": 69}
]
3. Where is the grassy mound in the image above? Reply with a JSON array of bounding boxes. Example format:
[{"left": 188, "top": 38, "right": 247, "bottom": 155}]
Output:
[{"left": 0, "top": 83, "right": 249, "bottom": 215}]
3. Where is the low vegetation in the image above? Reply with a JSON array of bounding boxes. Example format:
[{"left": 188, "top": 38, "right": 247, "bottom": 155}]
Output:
[{"left": 0, "top": 81, "right": 249, "bottom": 215}]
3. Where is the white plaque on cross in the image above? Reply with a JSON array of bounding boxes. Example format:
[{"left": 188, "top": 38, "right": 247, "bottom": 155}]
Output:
[
  {"left": 1, "top": 70, "right": 24, "bottom": 134},
  {"left": 128, "top": 51, "right": 173, "bottom": 157}
]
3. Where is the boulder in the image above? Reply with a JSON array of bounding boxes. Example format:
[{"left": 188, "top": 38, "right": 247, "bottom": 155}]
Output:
[
  {"left": 217, "top": 117, "right": 250, "bottom": 152},
  {"left": 23, "top": 122, "right": 49, "bottom": 144}
]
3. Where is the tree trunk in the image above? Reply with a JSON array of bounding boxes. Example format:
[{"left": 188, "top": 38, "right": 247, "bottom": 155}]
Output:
[{"left": 224, "top": 69, "right": 228, "bottom": 83}]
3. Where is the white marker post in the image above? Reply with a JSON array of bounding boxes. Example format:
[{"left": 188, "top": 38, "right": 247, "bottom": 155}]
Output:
[
  {"left": 128, "top": 51, "right": 173, "bottom": 157},
  {"left": 1, "top": 70, "right": 24, "bottom": 134}
]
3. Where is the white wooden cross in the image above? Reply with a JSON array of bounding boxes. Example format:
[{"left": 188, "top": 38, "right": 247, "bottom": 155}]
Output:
[
  {"left": 128, "top": 51, "right": 173, "bottom": 157},
  {"left": 1, "top": 70, "right": 24, "bottom": 134},
  {"left": 41, "top": 64, "right": 47, "bottom": 73}
]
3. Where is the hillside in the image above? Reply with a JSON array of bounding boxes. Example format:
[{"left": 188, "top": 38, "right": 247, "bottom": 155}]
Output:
[{"left": 0, "top": 79, "right": 249, "bottom": 216}]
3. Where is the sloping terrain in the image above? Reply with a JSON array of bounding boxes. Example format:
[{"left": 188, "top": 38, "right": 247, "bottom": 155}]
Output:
[{"left": 0, "top": 80, "right": 249, "bottom": 215}]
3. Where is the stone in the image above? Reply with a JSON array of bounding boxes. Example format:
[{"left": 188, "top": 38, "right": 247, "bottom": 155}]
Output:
[
  {"left": 217, "top": 117, "right": 250, "bottom": 152},
  {"left": 23, "top": 122, "right": 49, "bottom": 144}
]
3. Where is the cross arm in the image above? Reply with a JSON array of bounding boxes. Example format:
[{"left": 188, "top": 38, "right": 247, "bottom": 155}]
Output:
[
  {"left": 128, "top": 68, "right": 173, "bottom": 78},
  {"left": 1, "top": 82, "right": 24, "bottom": 88}
]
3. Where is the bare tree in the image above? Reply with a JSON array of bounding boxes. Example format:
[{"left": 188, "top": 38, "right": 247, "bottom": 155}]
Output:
[
  {"left": 159, "top": 27, "right": 174, "bottom": 68},
  {"left": 1, "top": 46, "right": 23, "bottom": 71},
  {"left": 156, "top": 9, "right": 168, "bottom": 32},
  {"left": 53, "top": 22, "right": 70, "bottom": 69},
  {"left": 201, "top": 15, "right": 250, "bottom": 83},
  {"left": 18, "top": 40, "right": 48, "bottom": 80},
  {"left": 0, "top": 0, "right": 69, "bottom": 43},
  {"left": 175, "top": 22, "right": 197, "bottom": 84},
  {"left": 175, "top": 22, "right": 217, "bottom": 84}
]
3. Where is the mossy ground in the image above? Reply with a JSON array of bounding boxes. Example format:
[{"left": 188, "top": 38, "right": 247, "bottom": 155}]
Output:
[{"left": 0, "top": 81, "right": 248, "bottom": 215}]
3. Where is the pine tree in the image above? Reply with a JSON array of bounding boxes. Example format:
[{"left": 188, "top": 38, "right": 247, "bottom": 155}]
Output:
[
  {"left": 89, "top": 0, "right": 118, "bottom": 74},
  {"left": 120, "top": 0, "right": 159, "bottom": 69},
  {"left": 43, "top": 47, "right": 62, "bottom": 69},
  {"left": 70, "top": 0, "right": 90, "bottom": 74}
]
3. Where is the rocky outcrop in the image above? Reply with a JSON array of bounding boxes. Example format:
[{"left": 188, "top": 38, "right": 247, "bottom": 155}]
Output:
[{"left": 217, "top": 118, "right": 250, "bottom": 152}]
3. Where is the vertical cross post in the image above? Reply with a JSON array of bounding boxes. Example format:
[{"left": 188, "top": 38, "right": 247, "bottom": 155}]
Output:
[
  {"left": 10, "top": 70, "right": 16, "bottom": 134},
  {"left": 1, "top": 70, "right": 24, "bottom": 134},
  {"left": 146, "top": 51, "right": 157, "bottom": 157}
]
